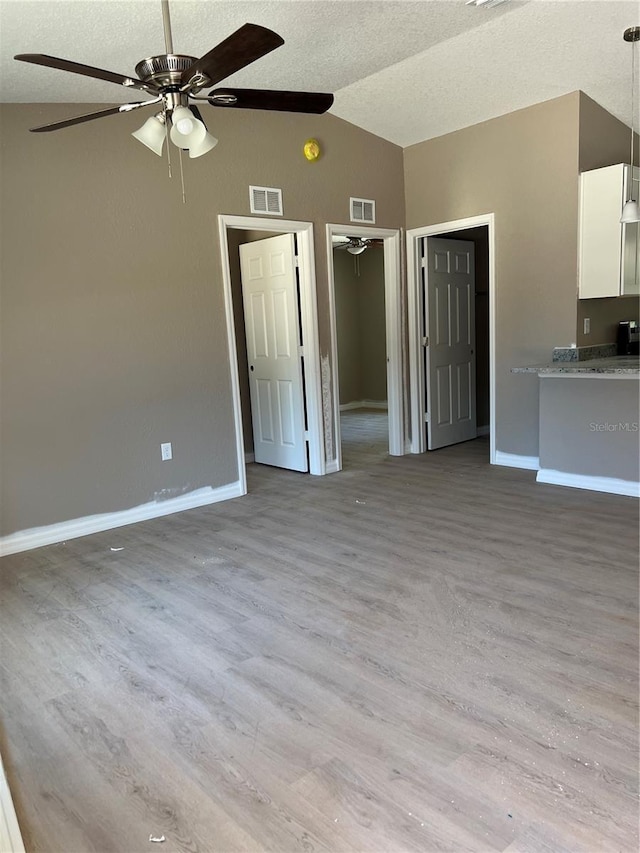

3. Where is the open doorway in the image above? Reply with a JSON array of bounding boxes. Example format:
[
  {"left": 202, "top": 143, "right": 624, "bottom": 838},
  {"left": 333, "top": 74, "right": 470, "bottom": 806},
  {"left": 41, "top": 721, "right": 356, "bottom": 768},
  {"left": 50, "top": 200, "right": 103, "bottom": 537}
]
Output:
[
  {"left": 407, "top": 214, "right": 496, "bottom": 463},
  {"left": 436, "top": 227, "right": 490, "bottom": 440},
  {"left": 332, "top": 238, "right": 388, "bottom": 468},
  {"left": 218, "top": 215, "right": 324, "bottom": 496},
  {"left": 326, "top": 224, "right": 403, "bottom": 472}
]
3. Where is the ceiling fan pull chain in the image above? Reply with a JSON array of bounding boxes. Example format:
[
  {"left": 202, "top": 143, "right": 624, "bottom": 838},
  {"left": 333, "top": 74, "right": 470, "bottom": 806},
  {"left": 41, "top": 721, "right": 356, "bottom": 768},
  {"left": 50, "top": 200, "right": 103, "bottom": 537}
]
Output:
[
  {"left": 161, "top": 0, "right": 174, "bottom": 55},
  {"left": 163, "top": 104, "right": 173, "bottom": 178},
  {"left": 178, "top": 147, "right": 186, "bottom": 204}
]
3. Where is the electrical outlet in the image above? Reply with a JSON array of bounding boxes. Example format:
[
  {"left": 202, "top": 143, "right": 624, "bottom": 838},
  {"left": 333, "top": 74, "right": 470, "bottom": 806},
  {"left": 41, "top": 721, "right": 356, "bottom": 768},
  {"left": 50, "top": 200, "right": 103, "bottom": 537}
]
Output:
[
  {"left": 583, "top": 318, "right": 591, "bottom": 335},
  {"left": 161, "top": 442, "right": 172, "bottom": 461}
]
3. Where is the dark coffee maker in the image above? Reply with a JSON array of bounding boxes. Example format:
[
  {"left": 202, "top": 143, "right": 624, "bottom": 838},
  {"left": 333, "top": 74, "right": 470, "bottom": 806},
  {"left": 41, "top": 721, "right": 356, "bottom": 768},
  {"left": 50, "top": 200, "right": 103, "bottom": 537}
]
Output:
[{"left": 617, "top": 320, "right": 640, "bottom": 355}]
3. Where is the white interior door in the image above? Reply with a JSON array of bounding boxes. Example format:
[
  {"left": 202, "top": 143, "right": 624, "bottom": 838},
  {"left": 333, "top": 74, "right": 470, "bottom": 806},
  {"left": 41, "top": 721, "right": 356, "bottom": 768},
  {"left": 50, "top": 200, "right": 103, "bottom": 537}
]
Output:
[
  {"left": 423, "top": 237, "right": 477, "bottom": 450},
  {"left": 240, "top": 234, "right": 308, "bottom": 472}
]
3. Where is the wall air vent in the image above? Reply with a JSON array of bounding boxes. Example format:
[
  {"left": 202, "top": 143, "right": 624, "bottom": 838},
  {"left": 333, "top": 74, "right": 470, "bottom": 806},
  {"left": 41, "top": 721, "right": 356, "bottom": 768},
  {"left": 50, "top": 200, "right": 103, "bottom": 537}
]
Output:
[
  {"left": 249, "top": 186, "right": 283, "bottom": 216},
  {"left": 350, "top": 197, "right": 376, "bottom": 224}
]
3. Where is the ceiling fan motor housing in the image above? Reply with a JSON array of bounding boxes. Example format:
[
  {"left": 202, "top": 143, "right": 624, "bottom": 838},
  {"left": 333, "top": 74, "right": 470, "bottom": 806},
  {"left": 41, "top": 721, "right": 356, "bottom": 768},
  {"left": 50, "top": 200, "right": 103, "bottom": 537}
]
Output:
[{"left": 134, "top": 54, "right": 198, "bottom": 88}]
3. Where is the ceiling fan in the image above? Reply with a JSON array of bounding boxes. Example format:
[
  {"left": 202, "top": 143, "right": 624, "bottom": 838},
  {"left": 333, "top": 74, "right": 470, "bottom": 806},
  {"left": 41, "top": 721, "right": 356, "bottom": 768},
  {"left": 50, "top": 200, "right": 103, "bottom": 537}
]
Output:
[
  {"left": 14, "top": 0, "right": 334, "bottom": 159},
  {"left": 333, "top": 236, "right": 383, "bottom": 255}
]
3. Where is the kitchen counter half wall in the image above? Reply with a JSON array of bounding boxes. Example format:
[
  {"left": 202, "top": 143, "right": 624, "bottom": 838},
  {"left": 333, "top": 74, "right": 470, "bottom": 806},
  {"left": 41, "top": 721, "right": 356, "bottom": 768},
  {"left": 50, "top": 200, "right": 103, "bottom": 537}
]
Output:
[
  {"left": 512, "top": 356, "right": 640, "bottom": 376},
  {"left": 511, "top": 352, "right": 639, "bottom": 496}
]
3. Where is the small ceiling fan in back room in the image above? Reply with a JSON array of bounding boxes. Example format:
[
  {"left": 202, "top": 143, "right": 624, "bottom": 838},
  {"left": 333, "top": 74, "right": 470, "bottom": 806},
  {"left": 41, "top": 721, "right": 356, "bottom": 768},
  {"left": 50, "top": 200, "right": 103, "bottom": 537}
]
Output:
[
  {"left": 14, "top": 0, "right": 334, "bottom": 164},
  {"left": 333, "top": 236, "right": 383, "bottom": 255}
]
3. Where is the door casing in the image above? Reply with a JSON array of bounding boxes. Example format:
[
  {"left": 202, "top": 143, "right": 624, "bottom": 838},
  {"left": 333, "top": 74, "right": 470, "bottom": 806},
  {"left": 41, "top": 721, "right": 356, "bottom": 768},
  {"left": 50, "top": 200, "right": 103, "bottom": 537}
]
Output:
[
  {"left": 218, "top": 215, "right": 324, "bottom": 496},
  {"left": 407, "top": 214, "right": 496, "bottom": 463},
  {"left": 326, "top": 224, "right": 404, "bottom": 471}
]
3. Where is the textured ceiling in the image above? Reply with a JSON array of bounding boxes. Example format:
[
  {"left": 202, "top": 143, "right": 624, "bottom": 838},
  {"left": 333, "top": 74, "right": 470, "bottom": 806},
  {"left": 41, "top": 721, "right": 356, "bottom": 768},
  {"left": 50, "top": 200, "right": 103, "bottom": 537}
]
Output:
[
  {"left": 0, "top": 0, "right": 637, "bottom": 147},
  {"left": 332, "top": 0, "right": 639, "bottom": 146}
]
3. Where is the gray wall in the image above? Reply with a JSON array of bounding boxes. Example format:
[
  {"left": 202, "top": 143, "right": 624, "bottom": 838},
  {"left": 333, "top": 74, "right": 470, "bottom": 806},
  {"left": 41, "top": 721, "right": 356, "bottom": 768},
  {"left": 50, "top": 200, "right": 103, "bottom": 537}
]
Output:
[
  {"left": 333, "top": 246, "right": 386, "bottom": 405},
  {"left": 3, "top": 91, "right": 634, "bottom": 538},
  {"left": 404, "top": 93, "right": 581, "bottom": 458},
  {"left": 0, "top": 104, "right": 405, "bottom": 536},
  {"left": 539, "top": 377, "right": 640, "bottom": 482},
  {"left": 334, "top": 250, "right": 362, "bottom": 404},
  {"left": 577, "top": 93, "right": 640, "bottom": 347},
  {"left": 358, "top": 247, "right": 387, "bottom": 402}
]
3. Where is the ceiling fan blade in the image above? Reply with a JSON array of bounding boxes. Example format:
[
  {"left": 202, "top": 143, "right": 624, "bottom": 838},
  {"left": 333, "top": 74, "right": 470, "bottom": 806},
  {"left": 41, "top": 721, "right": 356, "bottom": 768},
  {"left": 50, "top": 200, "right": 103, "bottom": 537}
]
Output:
[
  {"left": 208, "top": 88, "right": 334, "bottom": 114},
  {"left": 14, "top": 54, "right": 154, "bottom": 92},
  {"left": 190, "top": 104, "right": 206, "bottom": 125},
  {"left": 28, "top": 101, "right": 159, "bottom": 132},
  {"left": 182, "top": 23, "right": 284, "bottom": 88}
]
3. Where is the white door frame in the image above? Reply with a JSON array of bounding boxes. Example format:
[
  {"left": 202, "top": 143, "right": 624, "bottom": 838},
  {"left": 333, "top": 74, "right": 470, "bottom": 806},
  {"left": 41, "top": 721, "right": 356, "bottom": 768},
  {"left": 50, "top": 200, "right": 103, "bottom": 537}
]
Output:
[
  {"left": 407, "top": 214, "right": 496, "bottom": 464},
  {"left": 218, "top": 215, "right": 325, "bottom": 494},
  {"left": 326, "top": 224, "right": 404, "bottom": 471}
]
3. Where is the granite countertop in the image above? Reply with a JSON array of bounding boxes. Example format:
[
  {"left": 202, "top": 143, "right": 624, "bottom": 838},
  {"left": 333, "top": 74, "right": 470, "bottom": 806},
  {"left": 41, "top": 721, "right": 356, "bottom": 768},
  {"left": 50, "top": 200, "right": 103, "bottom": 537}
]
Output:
[{"left": 512, "top": 356, "right": 640, "bottom": 375}]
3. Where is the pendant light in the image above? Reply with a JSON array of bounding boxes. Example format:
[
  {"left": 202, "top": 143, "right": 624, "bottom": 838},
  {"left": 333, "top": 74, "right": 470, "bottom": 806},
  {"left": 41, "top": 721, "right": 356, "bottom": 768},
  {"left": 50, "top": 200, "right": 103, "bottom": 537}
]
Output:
[{"left": 621, "top": 26, "right": 640, "bottom": 224}]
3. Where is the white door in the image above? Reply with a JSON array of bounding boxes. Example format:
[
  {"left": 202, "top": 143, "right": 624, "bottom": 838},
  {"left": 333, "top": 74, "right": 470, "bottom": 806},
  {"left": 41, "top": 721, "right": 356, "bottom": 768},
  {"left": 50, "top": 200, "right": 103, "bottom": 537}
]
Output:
[
  {"left": 422, "top": 237, "right": 477, "bottom": 450},
  {"left": 240, "top": 234, "right": 308, "bottom": 472}
]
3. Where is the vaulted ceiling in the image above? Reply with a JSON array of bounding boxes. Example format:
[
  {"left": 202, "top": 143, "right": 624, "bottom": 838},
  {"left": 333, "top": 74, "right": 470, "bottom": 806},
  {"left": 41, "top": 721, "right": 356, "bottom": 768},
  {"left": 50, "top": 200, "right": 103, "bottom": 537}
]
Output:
[{"left": 0, "top": 0, "right": 636, "bottom": 147}]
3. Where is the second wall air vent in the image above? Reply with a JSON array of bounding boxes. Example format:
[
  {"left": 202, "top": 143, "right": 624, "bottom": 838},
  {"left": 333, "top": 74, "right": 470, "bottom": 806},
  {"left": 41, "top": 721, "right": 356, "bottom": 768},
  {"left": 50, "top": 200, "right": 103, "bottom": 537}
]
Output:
[
  {"left": 250, "top": 186, "right": 283, "bottom": 216},
  {"left": 350, "top": 197, "right": 376, "bottom": 224}
]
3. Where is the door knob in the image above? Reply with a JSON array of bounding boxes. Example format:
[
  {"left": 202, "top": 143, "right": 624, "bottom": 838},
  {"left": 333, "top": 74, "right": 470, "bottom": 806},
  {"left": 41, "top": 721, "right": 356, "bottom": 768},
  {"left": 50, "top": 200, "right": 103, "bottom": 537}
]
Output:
[{"left": 250, "top": 365, "right": 254, "bottom": 371}]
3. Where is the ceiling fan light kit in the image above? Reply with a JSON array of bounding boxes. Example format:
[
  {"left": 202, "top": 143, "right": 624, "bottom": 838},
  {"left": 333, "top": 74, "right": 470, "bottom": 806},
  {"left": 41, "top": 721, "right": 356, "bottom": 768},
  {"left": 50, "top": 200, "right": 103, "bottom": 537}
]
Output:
[
  {"left": 15, "top": 0, "right": 334, "bottom": 177},
  {"left": 164, "top": 104, "right": 218, "bottom": 158}
]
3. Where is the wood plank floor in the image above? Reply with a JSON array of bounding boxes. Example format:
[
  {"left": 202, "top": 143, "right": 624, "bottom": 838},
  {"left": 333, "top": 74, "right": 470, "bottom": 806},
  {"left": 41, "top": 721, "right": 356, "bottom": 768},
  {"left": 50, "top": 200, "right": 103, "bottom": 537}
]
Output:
[
  {"left": 1, "top": 421, "right": 638, "bottom": 853},
  {"left": 340, "top": 409, "right": 389, "bottom": 469}
]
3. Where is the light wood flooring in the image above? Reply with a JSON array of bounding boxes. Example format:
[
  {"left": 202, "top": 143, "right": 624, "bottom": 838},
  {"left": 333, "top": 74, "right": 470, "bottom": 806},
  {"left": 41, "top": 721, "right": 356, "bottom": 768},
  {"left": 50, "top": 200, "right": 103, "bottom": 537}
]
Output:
[
  {"left": 340, "top": 409, "right": 389, "bottom": 470},
  {"left": 1, "top": 430, "right": 638, "bottom": 852}
]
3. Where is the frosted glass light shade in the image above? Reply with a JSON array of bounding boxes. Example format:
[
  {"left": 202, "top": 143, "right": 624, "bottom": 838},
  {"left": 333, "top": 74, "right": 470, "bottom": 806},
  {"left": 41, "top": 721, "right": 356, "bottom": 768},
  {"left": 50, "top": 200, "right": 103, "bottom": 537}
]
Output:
[
  {"left": 170, "top": 115, "right": 202, "bottom": 150},
  {"left": 171, "top": 106, "right": 195, "bottom": 137},
  {"left": 170, "top": 115, "right": 218, "bottom": 158},
  {"left": 188, "top": 129, "right": 218, "bottom": 159},
  {"left": 131, "top": 115, "right": 166, "bottom": 156},
  {"left": 620, "top": 198, "right": 640, "bottom": 223},
  {"left": 169, "top": 123, "right": 190, "bottom": 149},
  {"left": 347, "top": 245, "right": 366, "bottom": 255}
]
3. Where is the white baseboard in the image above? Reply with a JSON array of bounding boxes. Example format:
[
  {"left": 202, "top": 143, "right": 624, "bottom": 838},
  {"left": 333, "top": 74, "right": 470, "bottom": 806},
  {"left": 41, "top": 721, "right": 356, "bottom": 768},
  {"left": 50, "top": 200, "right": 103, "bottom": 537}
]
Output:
[
  {"left": 537, "top": 468, "right": 640, "bottom": 498},
  {"left": 0, "top": 481, "right": 245, "bottom": 557},
  {"left": 0, "top": 753, "right": 25, "bottom": 853},
  {"left": 244, "top": 452, "right": 255, "bottom": 463},
  {"left": 324, "top": 458, "right": 340, "bottom": 474},
  {"left": 339, "top": 400, "right": 388, "bottom": 411},
  {"left": 476, "top": 425, "right": 490, "bottom": 437},
  {"left": 494, "top": 450, "right": 540, "bottom": 471}
]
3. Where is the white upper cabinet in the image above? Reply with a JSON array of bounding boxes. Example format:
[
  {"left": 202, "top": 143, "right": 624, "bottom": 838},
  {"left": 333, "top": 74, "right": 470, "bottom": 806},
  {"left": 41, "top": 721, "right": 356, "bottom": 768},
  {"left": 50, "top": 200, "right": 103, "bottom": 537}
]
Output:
[{"left": 578, "top": 164, "right": 639, "bottom": 299}]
